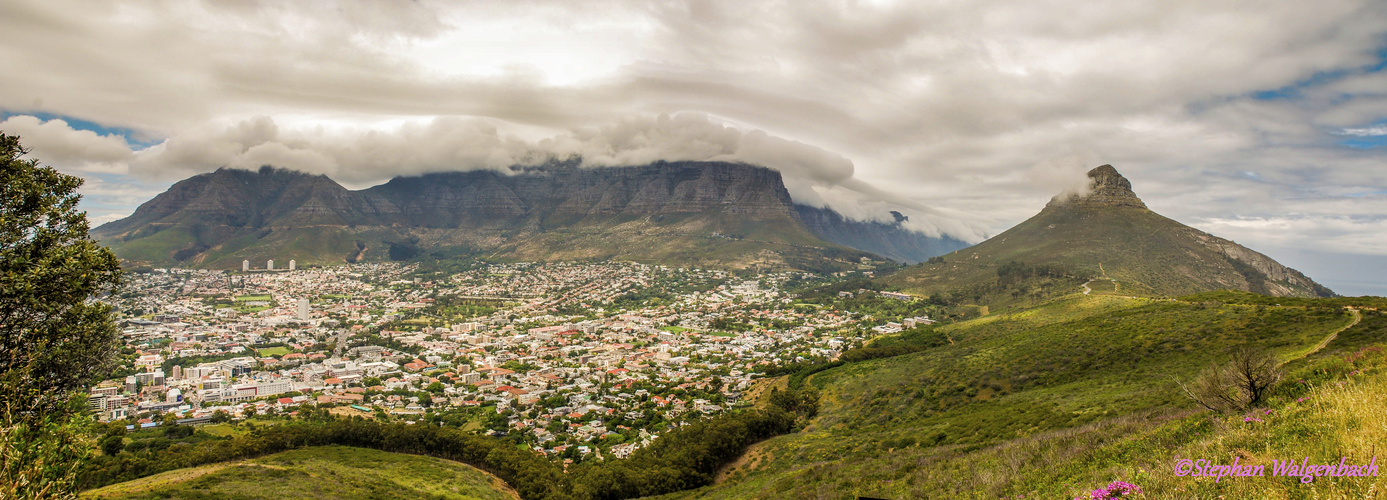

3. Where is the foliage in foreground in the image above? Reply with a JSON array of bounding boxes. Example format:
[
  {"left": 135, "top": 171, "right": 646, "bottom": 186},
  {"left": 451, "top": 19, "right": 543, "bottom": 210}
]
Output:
[
  {"left": 1, "top": 404, "right": 90, "bottom": 500},
  {"left": 81, "top": 392, "right": 815, "bottom": 500},
  {"left": 1, "top": 132, "right": 123, "bottom": 419},
  {"left": 2, "top": 133, "right": 123, "bottom": 499},
  {"left": 82, "top": 445, "right": 516, "bottom": 500}
]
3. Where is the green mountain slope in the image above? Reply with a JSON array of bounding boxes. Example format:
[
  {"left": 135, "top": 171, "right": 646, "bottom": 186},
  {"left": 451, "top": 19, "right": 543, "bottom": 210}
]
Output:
[
  {"left": 881, "top": 165, "right": 1333, "bottom": 300},
  {"left": 657, "top": 293, "right": 1378, "bottom": 499},
  {"left": 82, "top": 445, "right": 518, "bottom": 500}
]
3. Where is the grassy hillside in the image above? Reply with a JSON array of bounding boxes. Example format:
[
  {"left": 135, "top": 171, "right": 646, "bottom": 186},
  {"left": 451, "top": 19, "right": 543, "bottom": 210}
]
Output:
[
  {"left": 81, "top": 445, "right": 519, "bottom": 500},
  {"left": 656, "top": 293, "right": 1381, "bottom": 499}
]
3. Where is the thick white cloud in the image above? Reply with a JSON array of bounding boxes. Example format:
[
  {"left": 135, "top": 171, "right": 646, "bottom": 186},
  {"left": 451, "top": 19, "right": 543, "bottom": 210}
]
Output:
[
  {"left": 99, "top": 112, "right": 967, "bottom": 237},
  {"left": 1, "top": 0, "right": 1386, "bottom": 269},
  {"left": 0, "top": 115, "right": 133, "bottom": 173}
]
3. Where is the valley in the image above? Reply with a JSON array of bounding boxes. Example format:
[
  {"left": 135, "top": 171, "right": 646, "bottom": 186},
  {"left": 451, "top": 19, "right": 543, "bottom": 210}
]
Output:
[{"left": 73, "top": 164, "right": 1382, "bottom": 499}]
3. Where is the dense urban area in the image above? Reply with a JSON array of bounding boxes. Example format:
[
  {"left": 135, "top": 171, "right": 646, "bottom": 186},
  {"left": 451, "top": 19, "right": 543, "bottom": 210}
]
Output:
[{"left": 93, "top": 260, "right": 943, "bottom": 462}]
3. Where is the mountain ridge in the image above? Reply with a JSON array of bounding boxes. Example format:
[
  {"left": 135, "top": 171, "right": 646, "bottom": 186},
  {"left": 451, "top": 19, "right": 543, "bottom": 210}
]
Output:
[{"left": 93, "top": 162, "right": 958, "bottom": 269}]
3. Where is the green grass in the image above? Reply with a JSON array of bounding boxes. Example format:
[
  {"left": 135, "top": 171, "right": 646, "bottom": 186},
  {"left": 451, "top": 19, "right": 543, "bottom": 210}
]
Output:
[
  {"left": 660, "top": 326, "right": 693, "bottom": 334},
  {"left": 233, "top": 295, "right": 272, "bottom": 302},
  {"left": 197, "top": 424, "right": 239, "bottom": 438},
  {"left": 255, "top": 347, "right": 290, "bottom": 357},
  {"left": 658, "top": 294, "right": 1367, "bottom": 499},
  {"left": 81, "top": 445, "right": 518, "bottom": 500}
]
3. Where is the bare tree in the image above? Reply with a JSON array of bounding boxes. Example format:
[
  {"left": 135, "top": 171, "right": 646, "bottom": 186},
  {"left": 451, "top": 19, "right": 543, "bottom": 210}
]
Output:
[{"left": 1176, "top": 346, "right": 1282, "bottom": 413}]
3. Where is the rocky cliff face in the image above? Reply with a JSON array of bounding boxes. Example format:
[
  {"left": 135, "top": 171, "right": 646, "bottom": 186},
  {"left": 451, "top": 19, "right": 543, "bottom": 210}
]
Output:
[
  {"left": 92, "top": 162, "right": 953, "bottom": 269},
  {"left": 358, "top": 162, "right": 799, "bottom": 227},
  {"left": 1047, "top": 164, "right": 1148, "bottom": 209}
]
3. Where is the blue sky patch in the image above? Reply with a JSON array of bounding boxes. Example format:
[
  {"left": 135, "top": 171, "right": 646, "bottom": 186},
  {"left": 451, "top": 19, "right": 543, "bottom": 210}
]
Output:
[
  {"left": 1339, "top": 135, "right": 1387, "bottom": 149},
  {"left": 0, "top": 111, "right": 163, "bottom": 149},
  {"left": 1250, "top": 45, "right": 1387, "bottom": 102}
]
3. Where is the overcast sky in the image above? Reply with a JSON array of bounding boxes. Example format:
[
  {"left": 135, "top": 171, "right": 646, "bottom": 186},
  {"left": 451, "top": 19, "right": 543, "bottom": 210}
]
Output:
[{"left": 2, "top": 0, "right": 1385, "bottom": 294}]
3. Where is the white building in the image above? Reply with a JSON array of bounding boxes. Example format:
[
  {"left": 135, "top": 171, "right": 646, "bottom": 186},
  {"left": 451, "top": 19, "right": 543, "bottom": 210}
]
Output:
[
  {"left": 289, "top": 259, "right": 296, "bottom": 270},
  {"left": 297, "top": 298, "right": 310, "bottom": 320},
  {"left": 242, "top": 260, "right": 250, "bottom": 272},
  {"left": 267, "top": 259, "right": 274, "bottom": 271}
]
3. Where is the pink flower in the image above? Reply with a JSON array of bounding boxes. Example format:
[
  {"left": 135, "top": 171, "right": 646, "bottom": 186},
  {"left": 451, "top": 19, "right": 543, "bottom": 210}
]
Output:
[{"left": 1082, "top": 480, "right": 1143, "bottom": 499}]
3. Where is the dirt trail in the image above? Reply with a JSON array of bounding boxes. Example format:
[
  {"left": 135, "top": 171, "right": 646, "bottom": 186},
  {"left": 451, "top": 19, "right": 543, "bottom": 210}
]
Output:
[
  {"left": 1081, "top": 263, "right": 1120, "bottom": 295},
  {"left": 1281, "top": 308, "right": 1362, "bottom": 366}
]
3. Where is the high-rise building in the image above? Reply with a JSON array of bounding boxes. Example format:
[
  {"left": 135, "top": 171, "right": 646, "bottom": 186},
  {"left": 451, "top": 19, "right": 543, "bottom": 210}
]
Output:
[
  {"left": 289, "top": 259, "right": 296, "bottom": 271},
  {"left": 242, "top": 260, "right": 250, "bottom": 272},
  {"left": 297, "top": 298, "right": 310, "bottom": 320},
  {"left": 171, "top": 365, "right": 182, "bottom": 380},
  {"left": 267, "top": 259, "right": 274, "bottom": 270}
]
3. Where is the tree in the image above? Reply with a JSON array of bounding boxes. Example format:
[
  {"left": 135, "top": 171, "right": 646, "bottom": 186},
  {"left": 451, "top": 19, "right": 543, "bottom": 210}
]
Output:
[
  {"left": 1178, "top": 346, "right": 1283, "bottom": 413},
  {"left": 1, "top": 133, "right": 123, "bottom": 419},
  {"left": 98, "top": 434, "right": 125, "bottom": 456},
  {"left": 1, "top": 134, "right": 122, "bottom": 499},
  {"left": 210, "top": 410, "right": 231, "bottom": 424}
]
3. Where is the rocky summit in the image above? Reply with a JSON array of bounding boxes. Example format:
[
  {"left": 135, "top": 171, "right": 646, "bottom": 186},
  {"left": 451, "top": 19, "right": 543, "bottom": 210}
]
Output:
[
  {"left": 883, "top": 164, "right": 1333, "bottom": 301},
  {"left": 92, "top": 162, "right": 960, "bottom": 270},
  {"left": 1047, "top": 164, "right": 1148, "bottom": 209}
]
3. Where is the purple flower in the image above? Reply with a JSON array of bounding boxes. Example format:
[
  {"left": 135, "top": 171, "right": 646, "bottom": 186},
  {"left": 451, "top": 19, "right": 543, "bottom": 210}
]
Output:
[
  {"left": 1263, "top": 409, "right": 1273, "bottom": 415},
  {"left": 1083, "top": 480, "right": 1144, "bottom": 499},
  {"left": 1244, "top": 416, "right": 1263, "bottom": 423}
]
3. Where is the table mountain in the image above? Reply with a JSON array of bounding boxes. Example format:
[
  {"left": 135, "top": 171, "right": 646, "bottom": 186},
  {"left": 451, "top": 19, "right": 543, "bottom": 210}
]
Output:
[
  {"left": 92, "top": 162, "right": 959, "bottom": 270},
  {"left": 883, "top": 165, "right": 1334, "bottom": 298}
]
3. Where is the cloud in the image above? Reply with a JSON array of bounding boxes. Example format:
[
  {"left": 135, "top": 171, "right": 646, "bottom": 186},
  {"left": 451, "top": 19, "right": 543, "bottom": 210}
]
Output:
[
  {"left": 126, "top": 115, "right": 541, "bottom": 184},
  {"left": 1193, "top": 214, "right": 1387, "bottom": 256},
  {"left": 2, "top": 0, "right": 1386, "bottom": 260},
  {"left": 0, "top": 115, "right": 134, "bottom": 173},
  {"left": 1338, "top": 125, "right": 1387, "bottom": 136},
  {"left": 115, "top": 112, "right": 975, "bottom": 237}
]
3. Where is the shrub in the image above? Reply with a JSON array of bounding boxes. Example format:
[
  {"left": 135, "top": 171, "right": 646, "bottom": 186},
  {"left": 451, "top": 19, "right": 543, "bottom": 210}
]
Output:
[{"left": 1178, "top": 346, "right": 1282, "bottom": 412}]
